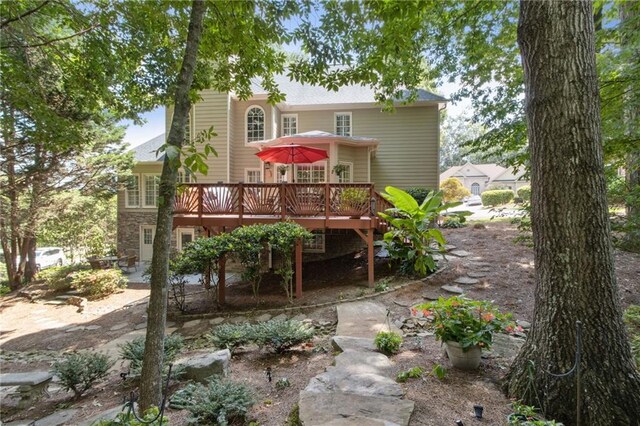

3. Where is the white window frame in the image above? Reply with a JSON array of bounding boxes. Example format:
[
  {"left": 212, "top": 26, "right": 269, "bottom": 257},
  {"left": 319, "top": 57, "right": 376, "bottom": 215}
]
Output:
[
  {"left": 142, "top": 174, "right": 161, "bottom": 208},
  {"left": 125, "top": 175, "right": 140, "bottom": 208},
  {"left": 335, "top": 112, "right": 352, "bottom": 136},
  {"left": 176, "top": 228, "right": 195, "bottom": 251},
  {"left": 244, "top": 168, "right": 262, "bottom": 183},
  {"left": 303, "top": 230, "right": 325, "bottom": 253},
  {"left": 281, "top": 113, "right": 298, "bottom": 136},
  {"left": 245, "top": 105, "right": 266, "bottom": 143},
  {"left": 177, "top": 170, "right": 194, "bottom": 184},
  {"left": 337, "top": 161, "right": 353, "bottom": 183},
  {"left": 295, "top": 161, "right": 327, "bottom": 183}
]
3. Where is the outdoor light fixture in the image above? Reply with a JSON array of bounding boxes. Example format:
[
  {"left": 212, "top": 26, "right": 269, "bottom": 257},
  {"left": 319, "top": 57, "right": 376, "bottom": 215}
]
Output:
[
  {"left": 370, "top": 196, "right": 377, "bottom": 215},
  {"left": 265, "top": 161, "right": 272, "bottom": 170},
  {"left": 474, "top": 405, "right": 484, "bottom": 419}
]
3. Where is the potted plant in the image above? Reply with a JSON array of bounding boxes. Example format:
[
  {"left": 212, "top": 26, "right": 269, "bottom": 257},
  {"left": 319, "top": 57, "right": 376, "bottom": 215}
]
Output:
[
  {"left": 414, "top": 296, "right": 515, "bottom": 370},
  {"left": 339, "top": 187, "right": 369, "bottom": 218},
  {"left": 277, "top": 165, "right": 288, "bottom": 178},
  {"left": 332, "top": 163, "right": 348, "bottom": 180}
]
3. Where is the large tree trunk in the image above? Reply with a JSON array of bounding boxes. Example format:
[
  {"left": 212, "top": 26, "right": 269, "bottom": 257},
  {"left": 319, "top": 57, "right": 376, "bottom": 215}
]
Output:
[
  {"left": 505, "top": 2, "right": 640, "bottom": 425},
  {"left": 138, "top": 0, "right": 206, "bottom": 411}
]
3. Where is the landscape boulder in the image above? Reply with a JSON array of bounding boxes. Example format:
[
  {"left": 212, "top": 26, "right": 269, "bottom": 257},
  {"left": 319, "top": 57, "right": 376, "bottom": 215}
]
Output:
[{"left": 176, "top": 349, "right": 230, "bottom": 383}]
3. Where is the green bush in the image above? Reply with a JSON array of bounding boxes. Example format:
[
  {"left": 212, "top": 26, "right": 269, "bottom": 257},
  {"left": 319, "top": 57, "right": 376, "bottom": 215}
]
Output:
[
  {"left": 70, "top": 269, "right": 126, "bottom": 299},
  {"left": 624, "top": 305, "right": 640, "bottom": 368},
  {"left": 96, "top": 407, "right": 168, "bottom": 426},
  {"left": 119, "top": 335, "right": 184, "bottom": 376},
  {"left": 517, "top": 186, "right": 531, "bottom": 202},
  {"left": 396, "top": 366, "right": 423, "bottom": 382},
  {"left": 440, "top": 216, "right": 465, "bottom": 228},
  {"left": 209, "top": 323, "right": 253, "bottom": 353},
  {"left": 374, "top": 331, "right": 402, "bottom": 355},
  {"left": 439, "top": 177, "right": 470, "bottom": 203},
  {"left": 51, "top": 352, "right": 113, "bottom": 399},
  {"left": 405, "top": 187, "right": 433, "bottom": 204},
  {"left": 481, "top": 189, "right": 514, "bottom": 206},
  {"left": 508, "top": 401, "right": 563, "bottom": 425},
  {"left": 253, "top": 319, "right": 314, "bottom": 354},
  {"left": 178, "top": 379, "right": 254, "bottom": 426},
  {"left": 37, "top": 263, "right": 89, "bottom": 291},
  {"left": 0, "top": 282, "right": 11, "bottom": 296}
]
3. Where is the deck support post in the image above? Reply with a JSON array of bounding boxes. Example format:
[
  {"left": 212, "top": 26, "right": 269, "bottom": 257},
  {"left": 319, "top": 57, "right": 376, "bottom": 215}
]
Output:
[
  {"left": 295, "top": 238, "right": 303, "bottom": 298},
  {"left": 218, "top": 255, "right": 226, "bottom": 304},
  {"left": 367, "top": 229, "right": 375, "bottom": 287}
]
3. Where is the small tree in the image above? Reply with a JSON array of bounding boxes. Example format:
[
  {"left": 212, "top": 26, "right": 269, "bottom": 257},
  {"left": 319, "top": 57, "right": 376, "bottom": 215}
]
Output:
[
  {"left": 439, "top": 178, "right": 471, "bottom": 203},
  {"left": 266, "top": 222, "right": 312, "bottom": 302}
]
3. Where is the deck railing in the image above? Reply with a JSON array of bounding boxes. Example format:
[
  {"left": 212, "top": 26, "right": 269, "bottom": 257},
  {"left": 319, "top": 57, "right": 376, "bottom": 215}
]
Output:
[{"left": 174, "top": 183, "right": 382, "bottom": 219}]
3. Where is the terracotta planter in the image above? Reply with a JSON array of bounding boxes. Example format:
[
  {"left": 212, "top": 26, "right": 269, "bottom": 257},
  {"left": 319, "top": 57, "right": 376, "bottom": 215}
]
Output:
[{"left": 444, "top": 341, "right": 482, "bottom": 370}]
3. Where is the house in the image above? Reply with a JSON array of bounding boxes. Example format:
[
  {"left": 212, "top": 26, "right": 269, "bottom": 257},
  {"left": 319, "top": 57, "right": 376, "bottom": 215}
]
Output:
[
  {"left": 117, "top": 76, "right": 447, "bottom": 293},
  {"left": 440, "top": 161, "right": 529, "bottom": 196}
]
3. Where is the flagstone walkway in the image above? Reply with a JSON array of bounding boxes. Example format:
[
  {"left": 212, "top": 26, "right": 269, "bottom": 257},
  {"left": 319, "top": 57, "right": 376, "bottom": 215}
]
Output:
[{"left": 299, "top": 301, "right": 414, "bottom": 425}]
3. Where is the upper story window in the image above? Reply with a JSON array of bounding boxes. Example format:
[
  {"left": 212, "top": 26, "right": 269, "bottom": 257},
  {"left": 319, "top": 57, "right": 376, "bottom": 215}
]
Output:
[
  {"left": 184, "top": 112, "right": 192, "bottom": 143},
  {"left": 143, "top": 174, "right": 161, "bottom": 207},
  {"left": 282, "top": 114, "right": 298, "bottom": 136},
  {"left": 246, "top": 106, "right": 265, "bottom": 142},
  {"left": 125, "top": 175, "right": 140, "bottom": 208},
  {"left": 177, "top": 170, "right": 194, "bottom": 183},
  {"left": 335, "top": 112, "right": 352, "bottom": 136}
]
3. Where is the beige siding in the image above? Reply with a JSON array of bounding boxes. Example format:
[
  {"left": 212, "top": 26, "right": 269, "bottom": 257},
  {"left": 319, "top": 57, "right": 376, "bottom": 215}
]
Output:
[
  {"left": 337, "top": 145, "right": 369, "bottom": 182},
  {"left": 193, "top": 91, "right": 228, "bottom": 183},
  {"left": 230, "top": 99, "right": 273, "bottom": 182},
  {"left": 118, "top": 163, "right": 163, "bottom": 213},
  {"left": 228, "top": 95, "right": 236, "bottom": 181}
]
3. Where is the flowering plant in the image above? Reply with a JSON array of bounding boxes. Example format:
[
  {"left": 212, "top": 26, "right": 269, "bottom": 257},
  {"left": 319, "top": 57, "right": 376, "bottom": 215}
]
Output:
[{"left": 414, "top": 296, "right": 516, "bottom": 351}]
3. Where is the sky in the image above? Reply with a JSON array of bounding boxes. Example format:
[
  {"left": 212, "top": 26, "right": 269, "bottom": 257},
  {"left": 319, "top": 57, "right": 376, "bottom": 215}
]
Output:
[{"left": 122, "top": 80, "right": 469, "bottom": 149}]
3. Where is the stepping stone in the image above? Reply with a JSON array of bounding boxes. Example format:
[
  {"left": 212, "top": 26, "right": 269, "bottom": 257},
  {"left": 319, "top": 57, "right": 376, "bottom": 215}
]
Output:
[
  {"left": 299, "top": 391, "right": 414, "bottom": 426},
  {"left": 441, "top": 285, "right": 464, "bottom": 294},
  {"left": 16, "top": 409, "right": 78, "bottom": 426},
  {"left": 134, "top": 322, "right": 147, "bottom": 330},
  {"left": 76, "top": 406, "right": 123, "bottom": 426},
  {"left": 292, "top": 314, "right": 307, "bottom": 321},
  {"left": 444, "top": 244, "right": 457, "bottom": 252},
  {"left": 467, "top": 271, "right": 489, "bottom": 278},
  {"left": 254, "top": 313, "right": 272, "bottom": 323},
  {"left": 517, "top": 320, "right": 531, "bottom": 329},
  {"left": 306, "top": 367, "right": 403, "bottom": 398},
  {"left": 65, "top": 326, "right": 85, "bottom": 332},
  {"left": 110, "top": 322, "right": 129, "bottom": 331},
  {"left": 336, "top": 302, "right": 401, "bottom": 338},
  {"left": 210, "top": 317, "right": 224, "bottom": 325},
  {"left": 422, "top": 289, "right": 442, "bottom": 300},
  {"left": 85, "top": 325, "right": 101, "bottom": 331},
  {"left": 333, "top": 351, "right": 394, "bottom": 376},
  {"left": 271, "top": 313, "right": 288, "bottom": 322},
  {"left": 482, "top": 333, "right": 525, "bottom": 360},
  {"left": 449, "top": 250, "right": 471, "bottom": 257},
  {"left": 454, "top": 276, "right": 479, "bottom": 285},
  {"left": 331, "top": 336, "right": 377, "bottom": 353},
  {"left": 469, "top": 261, "right": 492, "bottom": 267},
  {"left": 229, "top": 315, "right": 248, "bottom": 324},
  {"left": 431, "top": 254, "right": 446, "bottom": 262},
  {"left": 182, "top": 319, "right": 201, "bottom": 328},
  {"left": 44, "top": 300, "right": 66, "bottom": 306}
]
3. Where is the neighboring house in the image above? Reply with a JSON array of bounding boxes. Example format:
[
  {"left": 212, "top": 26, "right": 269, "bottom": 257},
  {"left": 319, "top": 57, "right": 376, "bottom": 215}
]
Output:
[
  {"left": 117, "top": 76, "right": 447, "bottom": 288},
  {"left": 440, "top": 161, "right": 529, "bottom": 196}
]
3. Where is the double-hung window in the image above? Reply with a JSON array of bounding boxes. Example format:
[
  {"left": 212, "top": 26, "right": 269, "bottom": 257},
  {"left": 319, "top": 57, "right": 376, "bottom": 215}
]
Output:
[
  {"left": 143, "top": 174, "right": 161, "bottom": 207},
  {"left": 282, "top": 114, "right": 298, "bottom": 136},
  {"left": 246, "top": 106, "right": 265, "bottom": 142},
  {"left": 125, "top": 175, "right": 140, "bottom": 207},
  {"left": 245, "top": 169, "right": 262, "bottom": 183},
  {"left": 295, "top": 163, "right": 326, "bottom": 183},
  {"left": 335, "top": 112, "right": 352, "bottom": 136},
  {"left": 303, "top": 231, "right": 325, "bottom": 253},
  {"left": 177, "top": 170, "right": 194, "bottom": 183}
]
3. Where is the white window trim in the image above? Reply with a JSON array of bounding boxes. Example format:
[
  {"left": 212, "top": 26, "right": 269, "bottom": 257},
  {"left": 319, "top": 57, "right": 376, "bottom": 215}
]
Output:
[
  {"left": 334, "top": 111, "right": 352, "bottom": 136},
  {"left": 245, "top": 104, "right": 266, "bottom": 144},
  {"left": 176, "top": 227, "right": 195, "bottom": 251},
  {"left": 294, "top": 161, "right": 328, "bottom": 183},
  {"left": 281, "top": 113, "right": 298, "bottom": 136},
  {"left": 142, "top": 173, "right": 161, "bottom": 208},
  {"left": 177, "top": 169, "right": 195, "bottom": 184},
  {"left": 244, "top": 168, "right": 263, "bottom": 183},
  {"left": 303, "top": 230, "right": 325, "bottom": 253},
  {"left": 337, "top": 161, "right": 353, "bottom": 183},
  {"left": 125, "top": 174, "right": 140, "bottom": 208}
]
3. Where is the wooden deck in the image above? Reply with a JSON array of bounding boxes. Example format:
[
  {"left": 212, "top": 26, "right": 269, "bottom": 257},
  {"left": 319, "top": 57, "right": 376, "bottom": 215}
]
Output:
[{"left": 172, "top": 183, "right": 392, "bottom": 301}]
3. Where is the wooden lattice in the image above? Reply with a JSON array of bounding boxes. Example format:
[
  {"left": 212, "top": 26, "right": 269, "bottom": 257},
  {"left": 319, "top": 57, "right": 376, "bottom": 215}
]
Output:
[
  {"left": 285, "top": 184, "right": 324, "bottom": 216},
  {"left": 202, "top": 185, "right": 238, "bottom": 214},
  {"left": 243, "top": 185, "right": 280, "bottom": 215},
  {"left": 174, "top": 185, "right": 199, "bottom": 214}
]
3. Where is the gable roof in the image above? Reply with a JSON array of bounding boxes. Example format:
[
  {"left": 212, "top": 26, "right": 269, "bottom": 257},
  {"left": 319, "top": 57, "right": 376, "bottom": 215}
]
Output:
[
  {"left": 440, "top": 162, "right": 506, "bottom": 181},
  {"left": 248, "top": 75, "right": 447, "bottom": 108},
  {"left": 130, "top": 133, "right": 165, "bottom": 162}
]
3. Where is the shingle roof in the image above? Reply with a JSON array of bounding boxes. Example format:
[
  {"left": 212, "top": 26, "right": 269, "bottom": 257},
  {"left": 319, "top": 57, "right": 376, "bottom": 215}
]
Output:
[
  {"left": 250, "top": 75, "right": 447, "bottom": 106},
  {"left": 130, "top": 133, "right": 165, "bottom": 162}
]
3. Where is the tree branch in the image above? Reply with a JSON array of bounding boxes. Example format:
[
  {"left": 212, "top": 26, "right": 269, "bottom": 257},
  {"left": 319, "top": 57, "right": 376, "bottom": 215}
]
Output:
[
  {"left": 0, "top": 1, "right": 50, "bottom": 29},
  {"left": 1, "top": 24, "right": 98, "bottom": 49}
]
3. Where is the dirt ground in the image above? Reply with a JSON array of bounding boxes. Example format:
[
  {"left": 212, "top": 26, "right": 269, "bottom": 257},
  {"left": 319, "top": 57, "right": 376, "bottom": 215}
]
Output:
[{"left": 1, "top": 221, "right": 638, "bottom": 425}]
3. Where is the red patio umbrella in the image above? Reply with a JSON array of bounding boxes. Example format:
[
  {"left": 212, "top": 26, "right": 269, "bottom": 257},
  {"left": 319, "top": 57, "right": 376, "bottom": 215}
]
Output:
[{"left": 255, "top": 144, "right": 328, "bottom": 164}]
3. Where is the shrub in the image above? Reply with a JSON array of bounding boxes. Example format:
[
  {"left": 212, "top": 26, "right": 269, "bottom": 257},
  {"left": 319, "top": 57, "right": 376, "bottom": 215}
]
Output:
[
  {"left": 96, "top": 407, "right": 168, "bottom": 425},
  {"left": 181, "top": 379, "right": 254, "bottom": 426},
  {"left": 405, "top": 187, "right": 433, "bottom": 204},
  {"left": 374, "top": 277, "right": 391, "bottom": 292},
  {"left": 37, "top": 263, "right": 89, "bottom": 291},
  {"left": 70, "top": 269, "right": 126, "bottom": 299},
  {"left": 374, "top": 331, "right": 402, "bottom": 355},
  {"left": 51, "top": 352, "right": 113, "bottom": 399},
  {"left": 209, "top": 323, "right": 252, "bottom": 353},
  {"left": 439, "top": 177, "right": 470, "bottom": 203},
  {"left": 440, "top": 216, "right": 465, "bottom": 228},
  {"left": 396, "top": 366, "right": 423, "bottom": 382},
  {"left": 253, "top": 319, "right": 314, "bottom": 353},
  {"left": 481, "top": 189, "right": 514, "bottom": 206},
  {"left": 0, "top": 282, "right": 11, "bottom": 296},
  {"left": 119, "top": 334, "right": 184, "bottom": 376},
  {"left": 517, "top": 185, "right": 531, "bottom": 202},
  {"left": 508, "top": 401, "right": 563, "bottom": 425},
  {"left": 624, "top": 305, "right": 640, "bottom": 368}
]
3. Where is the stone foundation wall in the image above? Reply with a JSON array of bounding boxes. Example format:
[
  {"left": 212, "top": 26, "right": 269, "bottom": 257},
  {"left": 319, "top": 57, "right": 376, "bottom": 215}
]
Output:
[{"left": 117, "top": 211, "right": 158, "bottom": 258}]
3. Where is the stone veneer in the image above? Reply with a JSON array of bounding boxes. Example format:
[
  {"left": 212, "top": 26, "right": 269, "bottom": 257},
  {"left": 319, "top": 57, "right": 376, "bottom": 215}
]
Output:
[{"left": 117, "top": 211, "right": 158, "bottom": 258}]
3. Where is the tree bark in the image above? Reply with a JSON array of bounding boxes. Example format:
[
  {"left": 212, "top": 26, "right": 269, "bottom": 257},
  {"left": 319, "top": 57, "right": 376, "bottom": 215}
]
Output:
[
  {"left": 138, "top": 0, "right": 206, "bottom": 411},
  {"left": 505, "top": 2, "right": 640, "bottom": 425}
]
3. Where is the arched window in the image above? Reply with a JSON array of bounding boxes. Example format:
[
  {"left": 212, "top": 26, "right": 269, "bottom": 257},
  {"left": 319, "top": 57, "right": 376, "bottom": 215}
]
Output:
[
  {"left": 471, "top": 183, "right": 480, "bottom": 195},
  {"left": 246, "top": 106, "right": 265, "bottom": 142}
]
